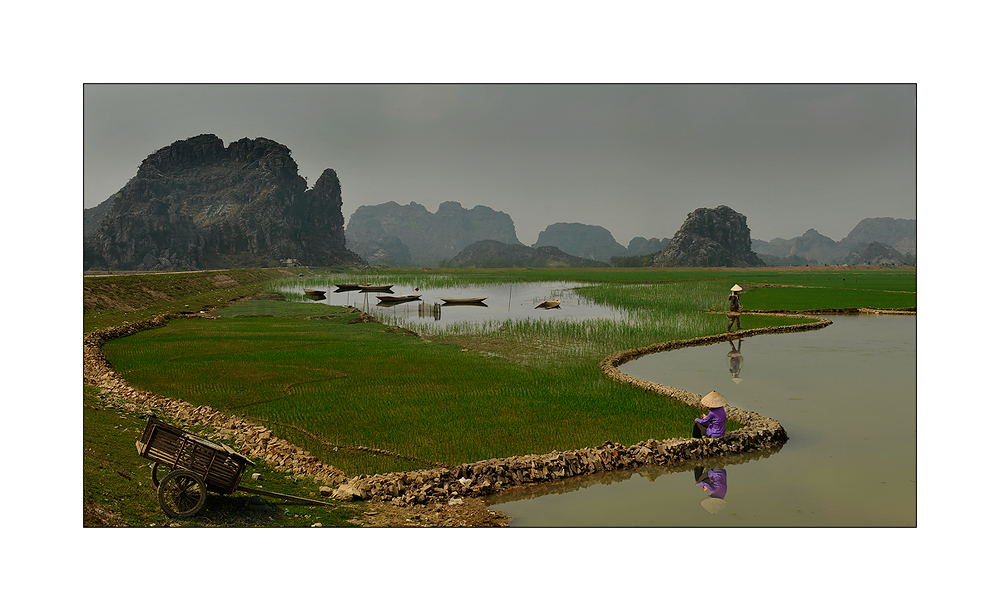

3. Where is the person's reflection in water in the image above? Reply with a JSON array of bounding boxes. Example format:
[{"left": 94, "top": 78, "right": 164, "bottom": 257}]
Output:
[
  {"left": 727, "top": 339, "right": 744, "bottom": 384},
  {"left": 693, "top": 466, "right": 728, "bottom": 514}
]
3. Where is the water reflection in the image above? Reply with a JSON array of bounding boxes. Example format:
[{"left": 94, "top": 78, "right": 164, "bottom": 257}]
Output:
[
  {"left": 291, "top": 281, "right": 622, "bottom": 327},
  {"left": 490, "top": 315, "right": 916, "bottom": 527},
  {"left": 488, "top": 446, "right": 779, "bottom": 507},
  {"left": 728, "top": 339, "right": 744, "bottom": 384},
  {"left": 694, "top": 467, "right": 728, "bottom": 514},
  {"left": 418, "top": 302, "right": 442, "bottom": 320}
]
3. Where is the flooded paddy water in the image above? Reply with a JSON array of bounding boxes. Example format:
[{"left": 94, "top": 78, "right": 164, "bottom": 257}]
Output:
[
  {"left": 488, "top": 314, "right": 916, "bottom": 527},
  {"left": 290, "top": 280, "right": 624, "bottom": 327}
]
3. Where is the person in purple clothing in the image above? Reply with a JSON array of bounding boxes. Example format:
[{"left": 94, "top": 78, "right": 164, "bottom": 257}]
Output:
[
  {"left": 695, "top": 467, "right": 728, "bottom": 514},
  {"left": 692, "top": 390, "right": 727, "bottom": 438}
]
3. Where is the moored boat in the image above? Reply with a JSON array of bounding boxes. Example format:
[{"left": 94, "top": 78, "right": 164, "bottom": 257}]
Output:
[
  {"left": 535, "top": 299, "right": 561, "bottom": 309},
  {"left": 304, "top": 289, "right": 326, "bottom": 296},
  {"left": 376, "top": 294, "right": 422, "bottom": 304},
  {"left": 440, "top": 297, "right": 488, "bottom": 305}
]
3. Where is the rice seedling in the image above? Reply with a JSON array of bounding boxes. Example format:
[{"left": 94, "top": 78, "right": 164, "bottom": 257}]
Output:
[{"left": 96, "top": 267, "right": 910, "bottom": 478}]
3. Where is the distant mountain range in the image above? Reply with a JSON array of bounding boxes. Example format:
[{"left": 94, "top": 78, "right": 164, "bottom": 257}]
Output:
[
  {"left": 751, "top": 218, "right": 916, "bottom": 266},
  {"left": 345, "top": 200, "right": 914, "bottom": 268},
  {"left": 84, "top": 134, "right": 915, "bottom": 271}
]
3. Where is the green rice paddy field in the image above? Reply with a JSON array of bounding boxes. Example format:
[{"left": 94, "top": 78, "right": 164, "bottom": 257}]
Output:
[{"left": 90, "top": 267, "right": 915, "bottom": 477}]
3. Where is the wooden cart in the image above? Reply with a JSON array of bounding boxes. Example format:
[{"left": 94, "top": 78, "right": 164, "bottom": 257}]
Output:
[{"left": 136, "top": 417, "right": 334, "bottom": 519}]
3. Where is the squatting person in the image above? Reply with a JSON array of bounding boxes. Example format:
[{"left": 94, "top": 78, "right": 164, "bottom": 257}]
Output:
[{"left": 693, "top": 390, "right": 727, "bottom": 438}]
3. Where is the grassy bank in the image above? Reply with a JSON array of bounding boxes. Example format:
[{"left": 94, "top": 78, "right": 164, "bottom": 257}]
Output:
[
  {"left": 84, "top": 386, "right": 362, "bottom": 527},
  {"left": 101, "top": 300, "right": 733, "bottom": 475}
]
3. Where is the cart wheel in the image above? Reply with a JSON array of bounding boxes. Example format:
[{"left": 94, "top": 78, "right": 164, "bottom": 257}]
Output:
[
  {"left": 157, "top": 469, "right": 207, "bottom": 519},
  {"left": 151, "top": 463, "right": 164, "bottom": 488}
]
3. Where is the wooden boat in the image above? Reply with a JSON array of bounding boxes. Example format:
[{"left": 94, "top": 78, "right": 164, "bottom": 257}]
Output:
[
  {"left": 304, "top": 289, "right": 326, "bottom": 297},
  {"left": 358, "top": 283, "right": 394, "bottom": 291},
  {"left": 334, "top": 283, "right": 360, "bottom": 290},
  {"left": 376, "top": 294, "right": 422, "bottom": 304},
  {"left": 535, "top": 299, "right": 561, "bottom": 309},
  {"left": 440, "top": 297, "right": 488, "bottom": 305}
]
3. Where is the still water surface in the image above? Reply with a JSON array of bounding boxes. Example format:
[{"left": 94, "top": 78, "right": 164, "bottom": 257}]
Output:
[
  {"left": 488, "top": 315, "right": 916, "bottom": 527},
  {"left": 298, "top": 281, "right": 624, "bottom": 326}
]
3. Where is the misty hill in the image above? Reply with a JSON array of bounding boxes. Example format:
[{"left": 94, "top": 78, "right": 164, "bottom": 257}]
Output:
[
  {"left": 533, "top": 222, "right": 628, "bottom": 263},
  {"left": 751, "top": 217, "right": 916, "bottom": 265},
  {"left": 531, "top": 223, "right": 668, "bottom": 263},
  {"left": 627, "top": 236, "right": 669, "bottom": 256},
  {"left": 448, "top": 240, "right": 610, "bottom": 268},
  {"left": 346, "top": 201, "right": 522, "bottom": 267},
  {"left": 84, "top": 134, "right": 364, "bottom": 271},
  {"left": 842, "top": 217, "right": 916, "bottom": 254},
  {"left": 846, "top": 241, "right": 915, "bottom": 267},
  {"left": 653, "top": 205, "right": 766, "bottom": 267}
]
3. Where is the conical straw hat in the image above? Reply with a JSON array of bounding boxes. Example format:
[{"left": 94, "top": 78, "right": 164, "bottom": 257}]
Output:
[
  {"left": 701, "top": 498, "right": 728, "bottom": 514},
  {"left": 730, "top": 284, "right": 743, "bottom": 293},
  {"left": 731, "top": 377, "right": 742, "bottom": 385},
  {"left": 701, "top": 390, "right": 726, "bottom": 408}
]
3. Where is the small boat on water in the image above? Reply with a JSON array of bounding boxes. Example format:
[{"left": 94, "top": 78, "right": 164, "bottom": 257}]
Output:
[
  {"left": 377, "top": 294, "right": 422, "bottom": 304},
  {"left": 334, "top": 283, "right": 360, "bottom": 290},
  {"left": 535, "top": 299, "right": 561, "bottom": 309},
  {"left": 358, "top": 283, "right": 394, "bottom": 292},
  {"left": 304, "top": 289, "right": 326, "bottom": 297},
  {"left": 440, "top": 297, "right": 488, "bottom": 305}
]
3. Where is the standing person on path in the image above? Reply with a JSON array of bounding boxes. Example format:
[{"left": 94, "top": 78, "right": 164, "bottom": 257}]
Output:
[
  {"left": 693, "top": 390, "right": 728, "bottom": 438},
  {"left": 727, "top": 284, "right": 743, "bottom": 333}
]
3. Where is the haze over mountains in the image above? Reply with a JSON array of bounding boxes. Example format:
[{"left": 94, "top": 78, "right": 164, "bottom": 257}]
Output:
[
  {"left": 84, "top": 134, "right": 915, "bottom": 271},
  {"left": 344, "top": 200, "right": 914, "bottom": 268}
]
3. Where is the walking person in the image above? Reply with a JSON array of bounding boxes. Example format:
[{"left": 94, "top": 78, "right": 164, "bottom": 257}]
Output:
[{"left": 727, "top": 284, "right": 743, "bottom": 333}]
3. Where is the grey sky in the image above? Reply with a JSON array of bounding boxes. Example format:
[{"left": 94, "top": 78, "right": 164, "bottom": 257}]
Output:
[{"left": 84, "top": 84, "right": 915, "bottom": 244}]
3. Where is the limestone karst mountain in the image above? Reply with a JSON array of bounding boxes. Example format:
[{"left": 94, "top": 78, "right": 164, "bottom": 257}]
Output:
[
  {"left": 653, "top": 206, "right": 766, "bottom": 267},
  {"left": 346, "top": 201, "right": 522, "bottom": 267},
  {"left": 84, "top": 134, "right": 365, "bottom": 271}
]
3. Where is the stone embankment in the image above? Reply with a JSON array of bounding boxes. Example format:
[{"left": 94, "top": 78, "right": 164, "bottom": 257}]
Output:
[
  {"left": 85, "top": 310, "right": 829, "bottom": 508},
  {"left": 330, "top": 312, "right": 832, "bottom": 505}
]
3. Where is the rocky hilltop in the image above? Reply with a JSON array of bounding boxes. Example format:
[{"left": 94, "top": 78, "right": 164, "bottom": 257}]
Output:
[
  {"left": 84, "top": 193, "right": 115, "bottom": 237},
  {"left": 84, "top": 134, "right": 365, "bottom": 271},
  {"left": 346, "top": 201, "right": 522, "bottom": 267},
  {"left": 653, "top": 206, "right": 765, "bottom": 267},
  {"left": 449, "top": 240, "right": 609, "bottom": 268}
]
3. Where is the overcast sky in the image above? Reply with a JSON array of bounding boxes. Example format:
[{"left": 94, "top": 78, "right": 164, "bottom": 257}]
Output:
[{"left": 84, "top": 84, "right": 915, "bottom": 244}]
